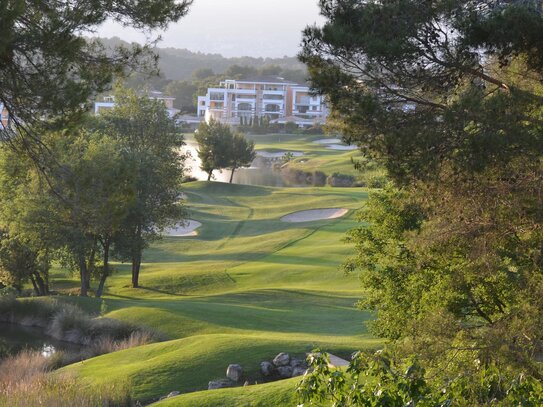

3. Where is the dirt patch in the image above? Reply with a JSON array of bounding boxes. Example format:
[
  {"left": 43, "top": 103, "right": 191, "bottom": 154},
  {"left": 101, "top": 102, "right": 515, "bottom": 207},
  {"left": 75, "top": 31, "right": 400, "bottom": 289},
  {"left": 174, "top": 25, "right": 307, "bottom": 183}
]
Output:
[{"left": 280, "top": 208, "right": 349, "bottom": 223}]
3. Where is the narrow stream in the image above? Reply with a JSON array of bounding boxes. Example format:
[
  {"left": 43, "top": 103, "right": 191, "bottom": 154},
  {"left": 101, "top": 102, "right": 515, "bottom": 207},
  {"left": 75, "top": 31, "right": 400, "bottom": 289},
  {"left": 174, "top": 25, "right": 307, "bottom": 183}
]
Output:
[{"left": 0, "top": 322, "right": 82, "bottom": 359}]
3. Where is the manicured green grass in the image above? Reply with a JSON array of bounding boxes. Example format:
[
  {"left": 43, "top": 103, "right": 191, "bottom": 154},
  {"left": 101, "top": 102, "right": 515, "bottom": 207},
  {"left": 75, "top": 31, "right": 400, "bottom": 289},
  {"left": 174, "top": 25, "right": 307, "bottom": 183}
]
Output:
[
  {"left": 55, "top": 181, "right": 377, "bottom": 404},
  {"left": 151, "top": 377, "right": 300, "bottom": 407},
  {"left": 63, "top": 333, "right": 378, "bottom": 403}
]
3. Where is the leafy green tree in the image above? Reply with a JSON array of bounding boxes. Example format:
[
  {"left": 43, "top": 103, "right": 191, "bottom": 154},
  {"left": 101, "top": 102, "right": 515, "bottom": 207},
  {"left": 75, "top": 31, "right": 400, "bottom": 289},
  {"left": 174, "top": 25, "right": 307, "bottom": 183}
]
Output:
[
  {"left": 0, "top": 230, "right": 50, "bottom": 296},
  {"left": 164, "top": 80, "right": 198, "bottom": 113},
  {"left": 192, "top": 68, "right": 215, "bottom": 81},
  {"left": 0, "top": 0, "right": 192, "bottom": 155},
  {"left": 298, "top": 0, "right": 543, "bottom": 403},
  {"left": 54, "top": 131, "right": 135, "bottom": 298},
  {"left": 228, "top": 134, "right": 256, "bottom": 183},
  {"left": 0, "top": 129, "right": 135, "bottom": 297},
  {"left": 195, "top": 119, "right": 233, "bottom": 181},
  {"left": 225, "top": 65, "right": 258, "bottom": 79},
  {"left": 99, "top": 88, "right": 186, "bottom": 288}
]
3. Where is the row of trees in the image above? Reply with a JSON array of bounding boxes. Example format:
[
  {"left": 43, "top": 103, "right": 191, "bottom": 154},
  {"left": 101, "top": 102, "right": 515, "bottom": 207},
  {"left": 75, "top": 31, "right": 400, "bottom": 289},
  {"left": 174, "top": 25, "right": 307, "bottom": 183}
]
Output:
[
  {"left": 195, "top": 120, "right": 256, "bottom": 183},
  {"left": 0, "top": 89, "right": 186, "bottom": 297},
  {"left": 298, "top": 0, "right": 543, "bottom": 405}
]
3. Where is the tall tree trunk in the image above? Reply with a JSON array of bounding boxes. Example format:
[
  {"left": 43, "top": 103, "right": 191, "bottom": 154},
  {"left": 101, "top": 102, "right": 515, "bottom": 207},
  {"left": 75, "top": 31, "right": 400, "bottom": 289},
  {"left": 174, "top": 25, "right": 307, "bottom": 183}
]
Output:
[
  {"left": 131, "top": 252, "right": 142, "bottom": 288},
  {"left": 131, "top": 225, "right": 143, "bottom": 288},
  {"left": 96, "top": 238, "right": 110, "bottom": 298},
  {"left": 78, "top": 252, "right": 89, "bottom": 297},
  {"left": 207, "top": 170, "right": 213, "bottom": 181},
  {"left": 85, "top": 237, "right": 98, "bottom": 291},
  {"left": 32, "top": 272, "right": 48, "bottom": 296},
  {"left": 29, "top": 274, "right": 40, "bottom": 296},
  {"left": 229, "top": 167, "right": 236, "bottom": 183}
]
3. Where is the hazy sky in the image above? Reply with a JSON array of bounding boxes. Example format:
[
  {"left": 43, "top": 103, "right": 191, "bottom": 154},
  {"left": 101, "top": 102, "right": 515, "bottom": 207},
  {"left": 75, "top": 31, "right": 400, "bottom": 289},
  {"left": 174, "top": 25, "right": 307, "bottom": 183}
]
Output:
[{"left": 98, "top": 0, "right": 325, "bottom": 58}]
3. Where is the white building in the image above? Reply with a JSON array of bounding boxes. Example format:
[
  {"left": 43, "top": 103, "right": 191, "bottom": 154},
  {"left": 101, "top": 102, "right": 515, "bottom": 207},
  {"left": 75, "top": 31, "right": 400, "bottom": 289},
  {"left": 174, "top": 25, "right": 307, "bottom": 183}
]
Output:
[
  {"left": 197, "top": 76, "right": 327, "bottom": 127},
  {"left": 94, "top": 91, "right": 179, "bottom": 118}
]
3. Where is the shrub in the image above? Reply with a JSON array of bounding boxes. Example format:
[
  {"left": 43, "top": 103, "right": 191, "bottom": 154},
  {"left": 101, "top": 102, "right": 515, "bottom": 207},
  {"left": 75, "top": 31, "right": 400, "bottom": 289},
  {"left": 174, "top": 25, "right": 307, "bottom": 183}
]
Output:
[
  {"left": 313, "top": 171, "right": 327, "bottom": 186},
  {"left": 327, "top": 173, "right": 356, "bottom": 187},
  {"left": 0, "top": 297, "right": 164, "bottom": 346}
]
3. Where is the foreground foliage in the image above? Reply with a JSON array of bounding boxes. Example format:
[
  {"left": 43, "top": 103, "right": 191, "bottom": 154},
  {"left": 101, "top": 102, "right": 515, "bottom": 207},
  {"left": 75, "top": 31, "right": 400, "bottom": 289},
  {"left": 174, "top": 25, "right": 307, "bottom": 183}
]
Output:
[{"left": 298, "top": 351, "right": 543, "bottom": 407}]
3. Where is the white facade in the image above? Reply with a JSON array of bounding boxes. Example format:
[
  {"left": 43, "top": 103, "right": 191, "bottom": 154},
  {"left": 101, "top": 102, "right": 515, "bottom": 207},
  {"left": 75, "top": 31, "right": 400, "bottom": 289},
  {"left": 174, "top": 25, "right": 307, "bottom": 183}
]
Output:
[
  {"left": 197, "top": 77, "right": 328, "bottom": 127},
  {"left": 94, "top": 92, "right": 179, "bottom": 118}
]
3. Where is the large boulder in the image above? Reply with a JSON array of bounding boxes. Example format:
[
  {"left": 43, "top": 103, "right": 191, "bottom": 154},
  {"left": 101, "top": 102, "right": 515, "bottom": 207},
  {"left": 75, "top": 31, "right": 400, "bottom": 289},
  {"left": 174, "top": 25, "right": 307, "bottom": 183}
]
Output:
[
  {"left": 273, "top": 352, "right": 290, "bottom": 366},
  {"left": 290, "top": 358, "right": 305, "bottom": 368},
  {"left": 260, "top": 361, "right": 274, "bottom": 376},
  {"left": 277, "top": 366, "right": 293, "bottom": 378},
  {"left": 208, "top": 379, "right": 234, "bottom": 390},
  {"left": 292, "top": 367, "right": 307, "bottom": 377},
  {"left": 226, "top": 364, "right": 243, "bottom": 382}
]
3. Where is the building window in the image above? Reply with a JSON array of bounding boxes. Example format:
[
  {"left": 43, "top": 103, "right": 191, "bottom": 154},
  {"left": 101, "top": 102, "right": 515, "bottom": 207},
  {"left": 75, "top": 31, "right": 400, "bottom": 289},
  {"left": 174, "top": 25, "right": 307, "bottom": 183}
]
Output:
[
  {"left": 265, "top": 104, "right": 281, "bottom": 112},
  {"left": 237, "top": 103, "right": 252, "bottom": 112}
]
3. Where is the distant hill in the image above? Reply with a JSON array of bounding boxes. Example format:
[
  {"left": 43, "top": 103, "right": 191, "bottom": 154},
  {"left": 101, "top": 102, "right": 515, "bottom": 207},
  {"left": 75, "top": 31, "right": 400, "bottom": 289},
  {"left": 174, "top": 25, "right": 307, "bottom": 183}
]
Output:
[{"left": 96, "top": 37, "right": 307, "bottom": 81}]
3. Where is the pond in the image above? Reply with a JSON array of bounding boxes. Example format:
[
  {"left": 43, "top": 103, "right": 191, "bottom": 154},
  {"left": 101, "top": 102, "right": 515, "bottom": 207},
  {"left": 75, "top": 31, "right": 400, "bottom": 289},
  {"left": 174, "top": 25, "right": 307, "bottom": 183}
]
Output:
[
  {"left": 183, "top": 143, "right": 286, "bottom": 187},
  {"left": 0, "top": 322, "right": 82, "bottom": 359}
]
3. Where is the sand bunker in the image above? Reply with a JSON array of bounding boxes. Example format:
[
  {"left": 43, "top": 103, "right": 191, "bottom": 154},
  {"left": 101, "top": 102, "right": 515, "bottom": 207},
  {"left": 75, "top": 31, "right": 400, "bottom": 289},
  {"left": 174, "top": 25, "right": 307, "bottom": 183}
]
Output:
[
  {"left": 314, "top": 138, "right": 342, "bottom": 144},
  {"left": 163, "top": 220, "right": 202, "bottom": 237},
  {"left": 327, "top": 144, "right": 358, "bottom": 151},
  {"left": 281, "top": 208, "right": 349, "bottom": 223},
  {"left": 257, "top": 151, "right": 304, "bottom": 158}
]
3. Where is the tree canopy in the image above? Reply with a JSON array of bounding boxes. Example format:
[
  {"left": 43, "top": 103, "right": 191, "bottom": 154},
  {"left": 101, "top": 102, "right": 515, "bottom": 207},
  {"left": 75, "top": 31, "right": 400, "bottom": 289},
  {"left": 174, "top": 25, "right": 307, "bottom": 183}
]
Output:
[
  {"left": 0, "top": 0, "right": 192, "bottom": 158},
  {"left": 299, "top": 0, "right": 543, "bottom": 404}
]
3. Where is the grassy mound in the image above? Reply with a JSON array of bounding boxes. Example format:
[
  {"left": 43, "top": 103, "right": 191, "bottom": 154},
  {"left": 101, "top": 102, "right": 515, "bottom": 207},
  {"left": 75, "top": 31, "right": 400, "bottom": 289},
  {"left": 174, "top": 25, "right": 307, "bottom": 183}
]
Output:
[
  {"left": 61, "top": 333, "right": 375, "bottom": 403},
  {"left": 151, "top": 378, "right": 299, "bottom": 407}
]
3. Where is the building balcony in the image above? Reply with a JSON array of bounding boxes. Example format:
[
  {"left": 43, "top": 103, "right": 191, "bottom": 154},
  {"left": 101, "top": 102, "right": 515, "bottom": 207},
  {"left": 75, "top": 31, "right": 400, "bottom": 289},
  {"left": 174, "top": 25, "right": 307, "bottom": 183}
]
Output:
[{"left": 232, "top": 89, "right": 257, "bottom": 95}]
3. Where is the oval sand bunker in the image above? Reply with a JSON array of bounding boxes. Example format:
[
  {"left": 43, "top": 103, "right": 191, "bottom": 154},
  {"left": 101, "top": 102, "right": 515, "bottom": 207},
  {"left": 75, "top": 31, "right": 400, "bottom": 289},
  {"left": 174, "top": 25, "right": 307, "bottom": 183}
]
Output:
[
  {"left": 327, "top": 144, "right": 358, "bottom": 151},
  {"left": 281, "top": 208, "right": 349, "bottom": 223},
  {"left": 163, "top": 220, "right": 202, "bottom": 237}
]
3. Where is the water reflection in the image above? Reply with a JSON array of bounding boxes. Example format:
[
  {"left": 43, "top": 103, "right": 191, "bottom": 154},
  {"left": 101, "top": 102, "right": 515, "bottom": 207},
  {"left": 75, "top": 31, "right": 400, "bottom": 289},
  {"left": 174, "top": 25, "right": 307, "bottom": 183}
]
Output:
[
  {"left": 183, "top": 143, "right": 286, "bottom": 187},
  {"left": 0, "top": 322, "right": 81, "bottom": 359}
]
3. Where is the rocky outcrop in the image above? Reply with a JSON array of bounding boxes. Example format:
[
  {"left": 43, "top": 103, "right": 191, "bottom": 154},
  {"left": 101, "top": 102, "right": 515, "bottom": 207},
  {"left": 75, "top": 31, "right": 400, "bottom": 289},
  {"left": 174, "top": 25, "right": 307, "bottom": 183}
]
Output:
[
  {"left": 226, "top": 364, "right": 243, "bottom": 382},
  {"left": 208, "top": 379, "right": 235, "bottom": 390},
  {"left": 272, "top": 352, "right": 291, "bottom": 366},
  {"left": 277, "top": 366, "right": 293, "bottom": 378},
  {"left": 260, "top": 361, "right": 274, "bottom": 376}
]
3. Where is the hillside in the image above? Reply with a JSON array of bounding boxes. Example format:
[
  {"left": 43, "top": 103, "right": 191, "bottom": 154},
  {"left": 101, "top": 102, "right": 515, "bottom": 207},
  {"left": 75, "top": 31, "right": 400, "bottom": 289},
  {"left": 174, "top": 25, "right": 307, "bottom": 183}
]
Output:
[{"left": 96, "top": 37, "right": 306, "bottom": 81}]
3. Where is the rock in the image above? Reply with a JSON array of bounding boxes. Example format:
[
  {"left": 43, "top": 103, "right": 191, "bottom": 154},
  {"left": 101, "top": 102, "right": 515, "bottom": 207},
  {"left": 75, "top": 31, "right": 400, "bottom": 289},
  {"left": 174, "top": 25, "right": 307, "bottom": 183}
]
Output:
[
  {"left": 260, "top": 361, "right": 274, "bottom": 376},
  {"left": 292, "top": 367, "right": 307, "bottom": 377},
  {"left": 290, "top": 358, "right": 305, "bottom": 368},
  {"left": 208, "top": 379, "right": 233, "bottom": 390},
  {"left": 277, "top": 366, "right": 293, "bottom": 378},
  {"left": 166, "top": 391, "right": 180, "bottom": 398},
  {"left": 226, "top": 364, "right": 243, "bottom": 382},
  {"left": 273, "top": 352, "right": 290, "bottom": 366}
]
